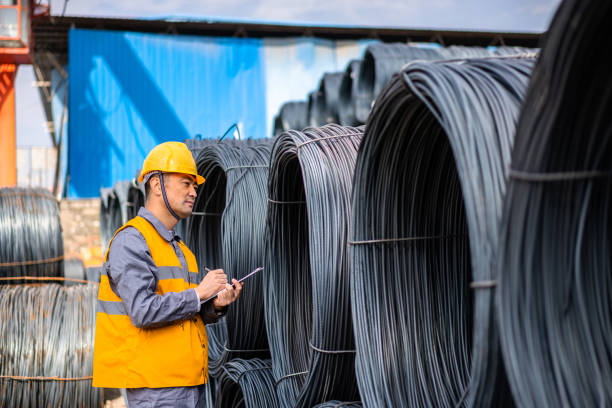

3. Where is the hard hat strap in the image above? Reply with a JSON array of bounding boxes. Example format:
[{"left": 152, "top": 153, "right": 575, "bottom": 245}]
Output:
[{"left": 158, "top": 171, "right": 181, "bottom": 221}]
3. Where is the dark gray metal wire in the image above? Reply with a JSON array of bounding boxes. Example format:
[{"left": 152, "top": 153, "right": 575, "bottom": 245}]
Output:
[
  {"left": 274, "top": 101, "right": 309, "bottom": 136},
  {"left": 185, "top": 140, "right": 272, "bottom": 379},
  {"left": 354, "top": 43, "right": 443, "bottom": 123},
  {"left": 215, "top": 358, "right": 279, "bottom": 408},
  {"left": 126, "top": 179, "right": 145, "bottom": 220},
  {"left": 99, "top": 187, "right": 113, "bottom": 253},
  {"left": 497, "top": 0, "right": 612, "bottom": 406},
  {"left": 338, "top": 60, "right": 363, "bottom": 127},
  {"left": 308, "top": 90, "right": 327, "bottom": 127},
  {"left": 0, "top": 188, "right": 64, "bottom": 280},
  {"left": 314, "top": 401, "right": 363, "bottom": 408},
  {"left": 265, "top": 124, "right": 364, "bottom": 408},
  {"left": 319, "top": 72, "right": 344, "bottom": 125},
  {"left": 0, "top": 283, "right": 101, "bottom": 406},
  {"left": 350, "top": 57, "right": 534, "bottom": 407}
]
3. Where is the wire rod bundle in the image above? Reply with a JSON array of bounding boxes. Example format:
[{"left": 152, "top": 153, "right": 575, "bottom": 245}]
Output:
[
  {"left": 439, "top": 45, "right": 492, "bottom": 59},
  {"left": 265, "top": 124, "right": 363, "bottom": 407},
  {"left": 185, "top": 140, "right": 272, "bottom": 377},
  {"left": 126, "top": 179, "right": 145, "bottom": 220},
  {"left": 274, "top": 101, "right": 309, "bottom": 136},
  {"left": 350, "top": 56, "right": 534, "bottom": 407},
  {"left": 215, "top": 358, "right": 279, "bottom": 408},
  {"left": 0, "top": 283, "right": 101, "bottom": 406},
  {"left": 308, "top": 90, "right": 327, "bottom": 127},
  {"left": 338, "top": 60, "right": 363, "bottom": 127},
  {"left": 0, "top": 188, "right": 64, "bottom": 280},
  {"left": 493, "top": 46, "right": 539, "bottom": 56},
  {"left": 354, "top": 43, "right": 443, "bottom": 123},
  {"left": 497, "top": 0, "right": 612, "bottom": 406},
  {"left": 319, "top": 72, "right": 344, "bottom": 125},
  {"left": 314, "top": 401, "right": 362, "bottom": 408},
  {"left": 99, "top": 187, "right": 113, "bottom": 252}
]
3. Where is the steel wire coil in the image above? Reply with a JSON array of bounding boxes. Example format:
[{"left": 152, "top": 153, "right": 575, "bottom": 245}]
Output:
[
  {"left": 265, "top": 124, "right": 363, "bottom": 407},
  {"left": 308, "top": 90, "right": 327, "bottom": 127},
  {"left": 497, "top": 0, "right": 612, "bottom": 406},
  {"left": 0, "top": 187, "right": 64, "bottom": 280},
  {"left": 439, "top": 46, "right": 492, "bottom": 59},
  {"left": 354, "top": 43, "right": 443, "bottom": 123},
  {"left": 126, "top": 179, "right": 145, "bottom": 220},
  {"left": 338, "top": 60, "right": 363, "bottom": 127},
  {"left": 99, "top": 187, "right": 113, "bottom": 252},
  {"left": 493, "top": 46, "right": 539, "bottom": 56},
  {"left": 319, "top": 72, "right": 344, "bottom": 125},
  {"left": 185, "top": 140, "right": 272, "bottom": 378},
  {"left": 215, "top": 358, "right": 279, "bottom": 408},
  {"left": 0, "top": 283, "right": 101, "bottom": 406},
  {"left": 274, "top": 101, "right": 309, "bottom": 136},
  {"left": 350, "top": 57, "right": 534, "bottom": 407},
  {"left": 314, "top": 401, "right": 362, "bottom": 408}
]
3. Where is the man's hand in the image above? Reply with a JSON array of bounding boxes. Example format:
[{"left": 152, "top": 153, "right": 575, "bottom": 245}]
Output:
[
  {"left": 213, "top": 279, "right": 243, "bottom": 309},
  {"left": 195, "top": 269, "right": 227, "bottom": 301}
]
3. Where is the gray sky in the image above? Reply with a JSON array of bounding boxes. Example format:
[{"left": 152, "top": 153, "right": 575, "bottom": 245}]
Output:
[{"left": 17, "top": 0, "right": 561, "bottom": 146}]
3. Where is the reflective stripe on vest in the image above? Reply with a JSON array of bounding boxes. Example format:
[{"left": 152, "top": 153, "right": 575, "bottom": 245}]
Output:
[{"left": 92, "top": 215, "right": 208, "bottom": 389}]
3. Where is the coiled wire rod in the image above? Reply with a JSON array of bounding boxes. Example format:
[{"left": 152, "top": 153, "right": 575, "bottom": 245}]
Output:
[
  {"left": 497, "top": 0, "right": 612, "bottom": 406},
  {"left": 185, "top": 141, "right": 272, "bottom": 378},
  {"left": 354, "top": 43, "right": 443, "bottom": 123},
  {"left": 0, "top": 283, "right": 101, "bottom": 406},
  {"left": 350, "top": 57, "right": 534, "bottom": 407},
  {"left": 0, "top": 187, "right": 64, "bottom": 280},
  {"left": 265, "top": 124, "right": 364, "bottom": 407},
  {"left": 274, "top": 101, "right": 309, "bottom": 136},
  {"left": 338, "top": 60, "right": 363, "bottom": 127},
  {"left": 215, "top": 358, "right": 279, "bottom": 408}
]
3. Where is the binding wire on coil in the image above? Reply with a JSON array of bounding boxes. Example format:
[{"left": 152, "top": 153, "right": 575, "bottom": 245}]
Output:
[
  {"left": 0, "top": 187, "right": 64, "bottom": 281},
  {"left": 265, "top": 124, "right": 363, "bottom": 408},
  {"left": 215, "top": 359, "right": 279, "bottom": 408},
  {"left": 349, "top": 57, "right": 534, "bottom": 407},
  {"left": 0, "top": 283, "right": 101, "bottom": 406},
  {"left": 497, "top": 0, "right": 612, "bottom": 406},
  {"left": 185, "top": 140, "right": 272, "bottom": 378}
]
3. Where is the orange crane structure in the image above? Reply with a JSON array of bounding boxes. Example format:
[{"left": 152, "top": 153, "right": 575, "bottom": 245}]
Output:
[{"left": 0, "top": 0, "right": 48, "bottom": 187}]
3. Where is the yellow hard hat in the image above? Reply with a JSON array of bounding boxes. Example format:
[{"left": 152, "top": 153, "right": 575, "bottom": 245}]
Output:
[{"left": 138, "top": 142, "right": 205, "bottom": 184}]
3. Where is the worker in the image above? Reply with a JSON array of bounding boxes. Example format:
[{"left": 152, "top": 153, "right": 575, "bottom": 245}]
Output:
[{"left": 92, "top": 141, "right": 243, "bottom": 408}]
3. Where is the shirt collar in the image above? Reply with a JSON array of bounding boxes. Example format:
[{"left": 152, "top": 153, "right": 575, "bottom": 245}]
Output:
[{"left": 137, "top": 207, "right": 182, "bottom": 242}]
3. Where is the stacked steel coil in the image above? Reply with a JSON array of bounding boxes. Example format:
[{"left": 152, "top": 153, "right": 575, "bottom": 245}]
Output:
[
  {"left": 0, "top": 283, "right": 101, "bottom": 406},
  {"left": 126, "top": 179, "right": 145, "bottom": 220},
  {"left": 318, "top": 72, "right": 344, "bottom": 125},
  {"left": 274, "top": 101, "right": 309, "bottom": 136},
  {"left": 265, "top": 124, "right": 363, "bottom": 407},
  {"left": 354, "top": 43, "right": 443, "bottom": 123},
  {"left": 350, "top": 57, "right": 534, "bottom": 407},
  {"left": 99, "top": 187, "right": 113, "bottom": 253},
  {"left": 497, "top": 0, "right": 612, "bottom": 406},
  {"left": 0, "top": 188, "right": 64, "bottom": 280},
  {"left": 338, "top": 60, "right": 363, "bottom": 127},
  {"left": 186, "top": 140, "right": 272, "bottom": 377},
  {"left": 308, "top": 90, "right": 327, "bottom": 127},
  {"left": 215, "top": 358, "right": 279, "bottom": 408}
]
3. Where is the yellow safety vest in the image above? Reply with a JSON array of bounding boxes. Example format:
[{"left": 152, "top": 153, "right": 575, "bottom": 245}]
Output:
[{"left": 92, "top": 216, "right": 208, "bottom": 388}]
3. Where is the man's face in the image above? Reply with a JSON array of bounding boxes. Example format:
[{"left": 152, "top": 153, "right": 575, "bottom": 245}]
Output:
[{"left": 163, "top": 173, "right": 198, "bottom": 219}]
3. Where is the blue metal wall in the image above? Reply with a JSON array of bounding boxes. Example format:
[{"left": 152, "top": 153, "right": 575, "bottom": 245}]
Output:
[{"left": 68, "top": 29, "right": 372, "bottom": 198}]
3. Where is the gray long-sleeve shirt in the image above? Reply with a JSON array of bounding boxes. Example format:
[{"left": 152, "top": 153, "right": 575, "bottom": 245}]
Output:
[{"left": 106, "top": 207, "right": 223, "bottom": 407}]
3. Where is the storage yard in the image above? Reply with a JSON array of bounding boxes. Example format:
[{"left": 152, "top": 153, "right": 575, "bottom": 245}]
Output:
[{"left": 0, "top": 0, "right": 609, "bottom": 407}]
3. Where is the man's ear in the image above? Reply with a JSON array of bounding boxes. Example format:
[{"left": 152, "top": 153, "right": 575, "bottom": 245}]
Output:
[{"left": 149, "top": 175, "right": 162, "bottom": 196}]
